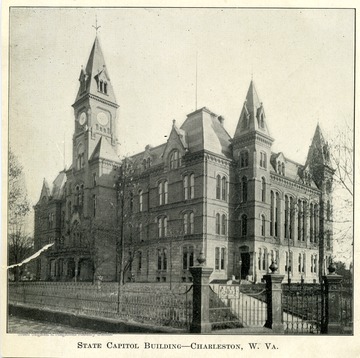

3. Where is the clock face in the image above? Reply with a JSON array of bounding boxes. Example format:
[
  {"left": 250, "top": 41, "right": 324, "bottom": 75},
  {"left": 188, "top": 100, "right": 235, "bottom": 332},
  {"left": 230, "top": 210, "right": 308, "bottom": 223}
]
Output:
[
  {"left": 97, "top": 112, "right": 109, "bottom": 126},
  {"left": 79, "top": 112, "right": 87, "bottom": 126}
]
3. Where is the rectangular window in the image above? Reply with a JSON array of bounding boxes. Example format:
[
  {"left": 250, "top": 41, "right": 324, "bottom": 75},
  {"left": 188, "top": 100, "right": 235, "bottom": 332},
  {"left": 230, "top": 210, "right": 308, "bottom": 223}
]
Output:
[{"left": 183, "top": 176, "right": 188, "bottom": 200}]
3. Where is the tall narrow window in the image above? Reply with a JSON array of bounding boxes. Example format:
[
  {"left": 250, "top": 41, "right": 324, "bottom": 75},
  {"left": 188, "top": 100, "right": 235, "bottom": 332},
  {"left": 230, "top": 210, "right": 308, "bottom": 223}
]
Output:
[
  {"left": 183, "top": 175, "right": 189, "bottom": 200},
  {"left": 170, "top": 150, "right": 180, "bottom": 169},
  {"left": 270, "top": 191, "right": 274, "bottom": 236},
  {"left": 221, "top": 176, "right": 227, "bottom": 201},
  {"left": 298, "top": 200, "right": 302, "bottom": 241},
  {"left": 220, "top": 248, "right": 225, "bottom": 270},
  {"left": 216, "top": 213, "right": 220, "bottom": 235},
  {"left": 139, "top": 190, "right": 143, "bottom": 212},
  {"left": 240, "top": 151, "right": 249, "bottom": 168},
  {"left": 262, "top": 248, "right": 266, "bottom": 270},
  {"left": 93, "top": 195, "right": 96, "bottom": 217},
  {"left": 215, "top": 247, "right": 220, "bottom": 270},
  {"left": 261, "top": 215, "right": 266, "bottom": 236},
  {"left": 261, "top": 177, "right": 266, "bottom": 202},
  {"left": 139, "top": 223, "right": 143, "bottom": 242},
  {"left": 289, "top": 197, "right": 294, "bottom": 239},
  {"left": 242, "top": 177, "right": 248, "bottom": 202},
  {"left": 258, "top": 249, "right": 262, "bottom": 270},
  {"left": 158, "top": 182, "right": 163, "bottom": 205},
  {"left": 275, "top": 192, "right": 279, "bottom": 237},
  {"left": 221, "top": 214, "right": 227, "bottom": 235},
  {"left": 189, "top": 212, "right": 194, "bottom": 234},
  {"left": 129, "top": 192, "right": 134, "bottom": 212},
  {"left": 93, "top": 173, "right": 97, "bottom": 186},
  {"left": 260, "top": 152, "right": 267, "bottom": 168},
  {"left": 314, "top": 204, "right": 319, "bottom": 242},
  {"left": 183, "top": 213, "right": 188, "bottom": 234},
  {"left": 164, "top": 181, "right": 168, "bottom": 204},
  {"left": 284, "top": 195, "right": 289, "bottom": 238},
  {"left": 138, "top": 251, "right": 142, "bottom": 271},
  {"left": 216, "top": 175, "right": 221, "bottom": 199},
  {"left": 310, "top": 203, "right": 314, "bottom": 242},
  {"left": 190, "top": 174, "right": 195, "bottom": 199}
]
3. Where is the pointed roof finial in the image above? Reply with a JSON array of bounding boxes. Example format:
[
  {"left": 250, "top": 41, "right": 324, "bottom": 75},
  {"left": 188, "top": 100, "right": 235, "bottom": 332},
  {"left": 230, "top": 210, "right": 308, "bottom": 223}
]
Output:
[{"left": 92, "top": 15, "right": 101, "bottom": 35}]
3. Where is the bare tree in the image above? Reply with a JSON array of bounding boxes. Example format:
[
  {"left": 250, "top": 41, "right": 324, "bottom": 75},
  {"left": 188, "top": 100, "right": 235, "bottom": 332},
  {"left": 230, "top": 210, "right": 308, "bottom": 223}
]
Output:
[{"left": 8, "top": 149, "right": 32, "bottom": 280}]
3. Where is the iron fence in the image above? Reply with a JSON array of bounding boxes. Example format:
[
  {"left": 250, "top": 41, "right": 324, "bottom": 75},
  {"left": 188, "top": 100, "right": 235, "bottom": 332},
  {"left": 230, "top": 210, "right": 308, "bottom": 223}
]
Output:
[
  {"left": 282, "top": 284, "right": 324, "bottom": 334},
  {"left": 8, "top": 282, "right": 192, "bottom": 330}
]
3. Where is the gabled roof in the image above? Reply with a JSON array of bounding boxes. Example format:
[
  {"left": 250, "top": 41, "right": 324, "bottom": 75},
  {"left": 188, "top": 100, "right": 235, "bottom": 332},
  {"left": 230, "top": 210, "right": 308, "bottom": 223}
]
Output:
[
  {"left": 89, "top": 136, "right": 120, "bottom": 163},
  {"left": 180, "top": 107, "right": 232, "bottom": 158},
  {"left": 51, "top": 171, "right": 66, "bottom": 200},
  {"left": 74, "top": 36, "right": 117, "bottom": 105},
  {"left": 162, "top": 120, "right": 188, "bottom": 158}
]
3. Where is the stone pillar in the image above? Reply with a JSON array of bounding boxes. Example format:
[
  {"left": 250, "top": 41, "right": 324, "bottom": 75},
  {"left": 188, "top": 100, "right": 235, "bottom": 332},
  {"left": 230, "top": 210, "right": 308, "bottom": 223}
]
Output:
[
  {"left": 263, "top": 265, "right": 284, "bottom": 333},
  {"left": 323, "top": 273, "right": 343, "bottom": 334},
  {"left": 189, "top": 262, "right": 213, "bottom": 334}
]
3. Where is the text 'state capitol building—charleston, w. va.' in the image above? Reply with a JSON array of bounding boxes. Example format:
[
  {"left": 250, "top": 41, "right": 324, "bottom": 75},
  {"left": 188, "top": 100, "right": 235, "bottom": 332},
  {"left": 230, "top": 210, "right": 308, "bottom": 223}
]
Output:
[{"left": 34, "top": 35, "right": 334, "bottom": 284}]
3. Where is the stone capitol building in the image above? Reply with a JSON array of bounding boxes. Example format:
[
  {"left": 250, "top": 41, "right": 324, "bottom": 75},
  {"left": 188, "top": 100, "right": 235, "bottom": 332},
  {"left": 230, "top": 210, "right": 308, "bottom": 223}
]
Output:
[{"left": 34, "top": 35, "right": 334, "bottom": 284}]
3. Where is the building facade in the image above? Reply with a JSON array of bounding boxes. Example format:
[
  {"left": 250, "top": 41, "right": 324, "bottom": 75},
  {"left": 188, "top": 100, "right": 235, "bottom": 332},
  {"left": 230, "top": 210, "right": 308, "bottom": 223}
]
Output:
[{"left": 34, "top": 36, "right": 334, "bottom": 283}]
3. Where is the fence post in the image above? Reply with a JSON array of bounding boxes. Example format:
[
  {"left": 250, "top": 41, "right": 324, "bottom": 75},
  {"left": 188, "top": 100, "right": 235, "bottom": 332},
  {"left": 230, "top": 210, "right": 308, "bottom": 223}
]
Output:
[
  {"left": 189, "top": 253, "right": 213, "bottom": 333},
  {"left": 323, "top": 273, "right": 343, "bottom": 334},
  {"left": 263, "top": 262, "right": 284, "bottom": 333}
]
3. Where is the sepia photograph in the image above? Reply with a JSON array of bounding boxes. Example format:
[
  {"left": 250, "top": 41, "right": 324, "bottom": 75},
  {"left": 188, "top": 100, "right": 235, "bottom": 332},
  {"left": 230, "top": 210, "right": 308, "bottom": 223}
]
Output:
[{"left": 1, "top": 3, "right": 357, "bottom": 357}]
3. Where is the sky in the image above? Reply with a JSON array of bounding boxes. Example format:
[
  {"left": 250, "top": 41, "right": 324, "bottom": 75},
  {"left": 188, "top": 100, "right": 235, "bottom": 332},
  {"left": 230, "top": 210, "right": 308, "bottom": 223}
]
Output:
[{"left": 8, "top": 7, "right": 354, "bottom": 259}]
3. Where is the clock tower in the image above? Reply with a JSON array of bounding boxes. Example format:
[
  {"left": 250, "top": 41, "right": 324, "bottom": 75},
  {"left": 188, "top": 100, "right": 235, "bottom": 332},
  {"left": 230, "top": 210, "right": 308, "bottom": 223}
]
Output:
[{"left": 72, "top": 35, "right": 119, "bottom": 169}]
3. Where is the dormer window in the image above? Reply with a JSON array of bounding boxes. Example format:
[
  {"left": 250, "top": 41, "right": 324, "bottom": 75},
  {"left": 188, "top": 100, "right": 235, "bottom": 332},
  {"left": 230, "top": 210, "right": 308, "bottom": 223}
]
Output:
[
  {"left": 104, "top": 82, "right": 108, "bottom": 94},
  {"left": 170, "top": 150, "right": 181, "bottom": 169},
  {"left": 99, "top": 80, "right": 103, "bottom": 92}
]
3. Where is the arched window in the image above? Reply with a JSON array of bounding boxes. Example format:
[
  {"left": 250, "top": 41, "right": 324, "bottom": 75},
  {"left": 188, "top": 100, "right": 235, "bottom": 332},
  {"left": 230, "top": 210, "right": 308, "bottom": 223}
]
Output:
[
  {"left": 164, "top": 181, "right": 168, "bottom": 204},
  {"left": 241, "top": 177, "right": 248, "bottom": 202},
  {"left": 275, "top": 192, "right": 279, "bottom": 237},
  {"left": 284, "top": 195, "right": 289, "bottom": 238},
  {"left": 183, "top": 213, "right": 188, "bottom": 234},
  {"left": 189, "top": 212, "right": 194, "bottom": 234},
  {"left": 183, "top": 174, "right": 195, "bottom": 200},
  {"left": 190, "top": 174, "right": 195, "bottom": 199},
  {"left": 182, "top": 246, "right": 194, "bottom": 270},
  {"left": 289, "top": 197, "right": 294, "bottom": 239},
  {"left": 158, "top": 180, "right": 168, "bottom": 205},
  {"left": 183, "top": 175, "right": 189, "bottom": 200},
  {"left": 258, "top": 248, "right": 262, "bottom": 270},
  {"left": 260, "top": 152, "right": 267, "bottom": 168},
  {"left": 215, "top": 213, "right": 220, "bottom": 235},
  {"left": 221, "top": 214, "right": 227, "bottom": 235},
  {"left": 221, "top": 176, "right": 227, "bottom": 201},
  {"left": 240, "top": 151, "right": 249, "bottom": 168},
  {"left": 216, "top": 175, "right": 221, "bottom": 199},
  {"left": 139, "top": 190, "right": 143, "bottom": 212},
  {"left": 298, "top": 253, "right": 302, "bottom": 273},
  {"left": 170, "top": 150, "right": 180, "bottom": 169},
  {"left": 183, "top": 212, "right": 194, "bottom": 235},
  {"left": 261, "top": 177, "right": 266, "bottom": 202},
  {"left": 261, "top": 214, "right": 266, "bottom": 236},
  {"left": 157, "top": 248, "right": 167, "bottom": 271},
  {"left": 241, "top": 214, "right": 247, "bottom": 236},
  {"left": 77, "top": 143, "right": 85, "bottom": 170},
  {"left": 158, "top": 217, "right": 167, "bottom": 238}
]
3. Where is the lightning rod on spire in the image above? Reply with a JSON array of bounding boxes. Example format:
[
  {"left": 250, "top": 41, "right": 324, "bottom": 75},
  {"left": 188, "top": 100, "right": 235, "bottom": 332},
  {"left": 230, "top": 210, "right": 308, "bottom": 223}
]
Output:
[{"left": 92, "top": 15, "right": 101, "bottom": 35}]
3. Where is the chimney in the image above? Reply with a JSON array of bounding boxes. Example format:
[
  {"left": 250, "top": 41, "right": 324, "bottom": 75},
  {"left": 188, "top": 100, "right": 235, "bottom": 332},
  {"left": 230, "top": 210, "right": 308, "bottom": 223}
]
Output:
[{"left": 218, "top": 116, "right": 225, "bottom": 125}]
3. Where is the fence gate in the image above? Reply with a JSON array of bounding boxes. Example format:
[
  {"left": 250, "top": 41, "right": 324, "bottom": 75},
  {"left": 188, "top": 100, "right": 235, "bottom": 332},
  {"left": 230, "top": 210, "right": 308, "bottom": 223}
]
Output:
[
  {"left": 209, "top": 283, "right": 267, "bottom": 331},
  {"left": 282, "top": 284, "right": 324, "bottom": 334}
]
